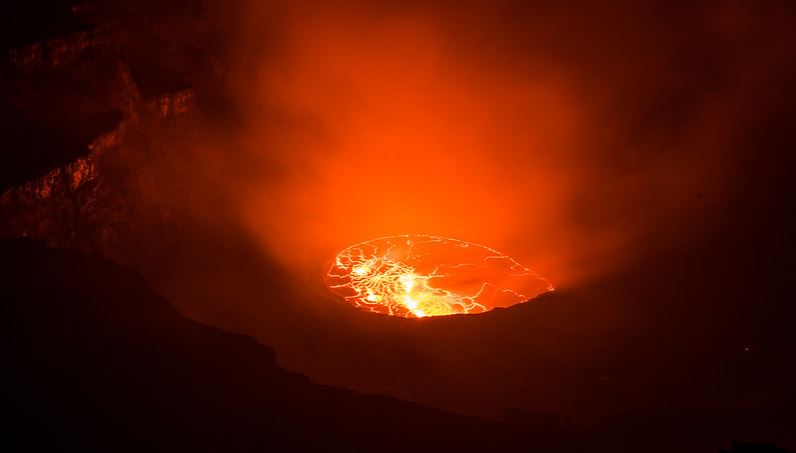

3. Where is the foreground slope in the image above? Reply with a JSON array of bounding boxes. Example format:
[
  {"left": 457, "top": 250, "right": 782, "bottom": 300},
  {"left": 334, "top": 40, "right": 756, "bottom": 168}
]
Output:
[{"left": 4, "top": 239, "right": 533, "bottom": 452}]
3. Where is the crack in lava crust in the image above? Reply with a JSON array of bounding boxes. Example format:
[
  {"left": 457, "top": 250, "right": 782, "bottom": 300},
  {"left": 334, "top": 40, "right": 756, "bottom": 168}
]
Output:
[{"left": 325, "top": 235, "right": 554, "bottom": 318}]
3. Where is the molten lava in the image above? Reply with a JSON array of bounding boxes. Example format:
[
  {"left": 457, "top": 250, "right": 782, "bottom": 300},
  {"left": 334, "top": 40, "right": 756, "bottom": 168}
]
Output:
[{"left": 325, "top": 235, "right": 554, "bottom": 318}]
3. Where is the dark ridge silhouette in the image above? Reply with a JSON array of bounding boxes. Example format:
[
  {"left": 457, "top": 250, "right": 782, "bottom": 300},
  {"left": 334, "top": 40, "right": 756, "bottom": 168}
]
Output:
[
  {"left": 719, "top": 441, "right": 795, "bottom": 453},
  {"left": 3, "top": 239, "right": 536, "bottom": 452},
  {"left": 5, "top": 239, "right": 794, "bottom": 452}
]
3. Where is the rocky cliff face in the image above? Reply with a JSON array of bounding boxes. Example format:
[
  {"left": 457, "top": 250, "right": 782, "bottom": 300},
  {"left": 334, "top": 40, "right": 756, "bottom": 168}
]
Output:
[
  {"left": 1, "top": 90, "right": 198, "bottom": 271},
  {"left": 1, "top": 13, "right": 202, "bottom": 274}
]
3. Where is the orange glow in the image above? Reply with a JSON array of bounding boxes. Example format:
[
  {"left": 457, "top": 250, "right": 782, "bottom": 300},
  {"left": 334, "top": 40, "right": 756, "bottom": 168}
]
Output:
[
  {"left": 231, "top": 2, "right": 743, "bottom": 292},
  {"left": 325, "top": 235, "right": 553, "bottom": 318}
]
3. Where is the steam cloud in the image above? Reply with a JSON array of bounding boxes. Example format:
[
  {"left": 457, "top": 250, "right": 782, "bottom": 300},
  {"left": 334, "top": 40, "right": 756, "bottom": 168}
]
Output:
[{"left": 202, "top": 0, "right": 794, "bottom": 287}]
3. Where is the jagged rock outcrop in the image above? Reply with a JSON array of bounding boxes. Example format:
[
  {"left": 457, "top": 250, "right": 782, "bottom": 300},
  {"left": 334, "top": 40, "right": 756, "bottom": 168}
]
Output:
[
  {"left": 1, "top": 9, "right": 203, "bottom": 273},
  {"left": 1, "top": 88, "right": 198, "bottom": 271}
]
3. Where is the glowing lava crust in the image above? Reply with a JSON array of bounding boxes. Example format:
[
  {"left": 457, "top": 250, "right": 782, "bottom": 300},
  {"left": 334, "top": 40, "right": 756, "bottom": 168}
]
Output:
[{"left": 325, "top": 235, "right": 554, "bottom": 318}]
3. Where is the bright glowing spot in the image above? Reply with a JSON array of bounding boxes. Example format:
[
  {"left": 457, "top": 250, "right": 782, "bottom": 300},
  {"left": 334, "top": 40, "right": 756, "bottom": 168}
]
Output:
[
  {"left": 353, "top": 265, "right": 370, "bottom": 276},
  {"left": 400, "top": 274, "right": 415, "bottom": 291},
  {"left": 325, "top": 234, "right": 554, "bottom": 318}
]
